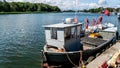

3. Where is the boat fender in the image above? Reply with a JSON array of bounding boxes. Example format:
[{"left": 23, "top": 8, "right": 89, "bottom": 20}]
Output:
[
  {"left": 58, "top": 48, "right": 64, "bottom": 52},
  {"left": 116, "top": 31, "right": 119, "bottom": 40},
  {"left": 112, "top": 37, "right": 116, "bottom": 44}
]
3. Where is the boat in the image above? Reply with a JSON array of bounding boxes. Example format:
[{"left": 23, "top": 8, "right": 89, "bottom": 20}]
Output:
[
  {"left": 117, "top": 13, "right": 120, "bottom": 19},
  {"left": 41, "top": 17, "right": 119, "bottom": 67},
  {"left": 85, "top": 9, "right": 116, "bottom": 33}
]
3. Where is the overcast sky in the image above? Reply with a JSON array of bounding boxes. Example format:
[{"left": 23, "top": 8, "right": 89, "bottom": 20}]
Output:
[{"left": 3, "top": 0, "right": 120, "bottom": 10}]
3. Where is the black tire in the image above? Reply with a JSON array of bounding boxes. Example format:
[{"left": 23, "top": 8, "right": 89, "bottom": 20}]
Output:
[
  {"left": 96, "top": 53, "right": 100, "bottom": 57},
  {"left": 87, "top": 56, "right": 95, "bottom": 63}
]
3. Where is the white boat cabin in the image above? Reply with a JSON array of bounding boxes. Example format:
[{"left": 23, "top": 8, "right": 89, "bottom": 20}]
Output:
[{"left": 44, "top": 18, "right": 83, "bottom": 51}]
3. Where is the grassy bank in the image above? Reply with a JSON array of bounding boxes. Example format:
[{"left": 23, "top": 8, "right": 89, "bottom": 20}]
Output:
[{"left": 0, "top": 11, "right": 61, "bottom": 14}]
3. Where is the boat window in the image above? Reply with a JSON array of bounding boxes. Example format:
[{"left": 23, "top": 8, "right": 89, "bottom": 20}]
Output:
[
  {"left": 71, "top": 27, "right": 77, "bottom": 38},
  {"left": 65, "top": 27, "right": 71, "bottom": 39},
  {"left": 65, "top": 27, "right": 78, "bottom": 39},
  {"left": 77, "top": 26, "right": 80, "bottom": 36},
  {"left": 50, "top": 28, "right": 57, "bottom": 39}
]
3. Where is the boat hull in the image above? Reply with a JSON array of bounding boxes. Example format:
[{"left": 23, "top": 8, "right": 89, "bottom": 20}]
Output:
[
  {"left": 42, "top": 29, "right": 119, "bottom": 67},
  {"left": 117, "top": 13, "right": 120, "bottom": 19},
  {"left": 118, "top": 16, "right": 120, "bottom": 19},
  {"left": 44, "top": 51, "right": 80, "bottom": 66},
  {"left": 43, "top": 37, "right": 116, "bottom": 67}
]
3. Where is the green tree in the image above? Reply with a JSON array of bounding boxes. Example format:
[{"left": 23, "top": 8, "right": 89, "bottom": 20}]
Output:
[
  {"left": 0, "top": 1, "right": 4, "bottom": 12},
  {"left": 0, "top": 1, "right": 61, "bottom": 13},
  {"left": 3, "top": 1, "right": 11, "bottom": 12}
]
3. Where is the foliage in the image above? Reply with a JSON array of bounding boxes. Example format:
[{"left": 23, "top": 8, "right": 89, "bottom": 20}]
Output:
[
  {"left": 116, "top": 8, "right": 120, "bottom": 12},
  {"left": 0, "top": 1, "right": 61, "bottom": 13},
  {"left": 82, "top": 7, "right": 120, "bottom": 13}
]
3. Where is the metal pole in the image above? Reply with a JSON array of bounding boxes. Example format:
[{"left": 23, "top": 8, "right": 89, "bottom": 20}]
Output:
[{"left": 75, "top": 0, "right": 77, "bottom": 18}]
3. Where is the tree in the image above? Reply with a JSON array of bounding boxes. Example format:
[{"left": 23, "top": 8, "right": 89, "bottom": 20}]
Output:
[
  {"left": 0, "top": 1, "right": 4, "bottom": 12},
  {"left": 0, "top": 1, "right": 61, "bottom": 13},
  {"left": 3, "top": 1, "right": 11, "bottom": 12}
]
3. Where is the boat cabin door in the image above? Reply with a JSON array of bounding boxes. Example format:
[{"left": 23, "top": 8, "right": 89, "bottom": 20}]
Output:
[{"left": 64, "top": 25, "right": 82, "bottom": 51}]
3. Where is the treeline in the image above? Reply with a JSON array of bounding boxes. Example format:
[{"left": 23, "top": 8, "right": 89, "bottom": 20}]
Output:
[
  {"left": 82, "top": 7, "right": 120, "bottom": 13},
  {"left": 62, "top": 7, "right": 120, "bottom": 13},
  {"left": 0, "top": 1, "right": 61, "bottom": 13}
]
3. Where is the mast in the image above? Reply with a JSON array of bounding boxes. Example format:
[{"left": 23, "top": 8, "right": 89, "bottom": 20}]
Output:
[{"left": 75, "top": 0, "right": 77, "bottom": 18}]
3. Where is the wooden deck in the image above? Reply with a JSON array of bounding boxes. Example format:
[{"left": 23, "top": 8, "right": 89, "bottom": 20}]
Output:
[{"left": 86, "top": 41, "right": 120, "bottom": 68}]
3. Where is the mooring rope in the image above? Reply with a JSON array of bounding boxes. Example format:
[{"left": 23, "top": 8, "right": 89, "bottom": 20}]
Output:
[
  {"left": 63, "top": 47, "right": 85, "bottom": 67},
  {"left": 80, "top": 51, "right": 86, "bottom": 68}
]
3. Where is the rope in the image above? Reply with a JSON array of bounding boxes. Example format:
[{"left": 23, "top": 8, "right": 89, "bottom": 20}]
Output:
[
  {"left": 63, "top": 47, "right": 83, "bottom": 67},
  {"left": 80, "top": 51, "right": 86, "bottom": 68},
  {"left": 66, "top": 50, "right": 80, "bottom": 67}
]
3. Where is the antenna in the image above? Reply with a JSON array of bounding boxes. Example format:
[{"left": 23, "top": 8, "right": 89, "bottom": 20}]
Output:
[
  {"left": 75, "top": 0, "right": 77, "bottom": 18},
  {"left": 74, "top": 0, "right": 79, "bottom": 24}
]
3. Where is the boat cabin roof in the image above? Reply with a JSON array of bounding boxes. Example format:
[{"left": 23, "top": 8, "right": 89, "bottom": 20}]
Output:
[{"left": 43, "top": 23, "right": 82, "bottom": 28}]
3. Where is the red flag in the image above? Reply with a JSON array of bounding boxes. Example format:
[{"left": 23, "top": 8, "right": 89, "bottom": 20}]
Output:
[
  {"left": 104, "top": 9, "right": 110, "bottom": 16},
  {"left": 85, "top": 18, "right": 89, "bottom": 29},
  {"left": 74, "top": 18, "right": 78, "bottom": 23},
  {"left": 96, "top": 16, "right": 102, "bottom": 25}
]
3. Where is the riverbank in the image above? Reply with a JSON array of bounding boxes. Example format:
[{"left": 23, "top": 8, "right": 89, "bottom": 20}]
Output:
[{"left": 0, "top": 11, "right": 62, "bottom": 14}]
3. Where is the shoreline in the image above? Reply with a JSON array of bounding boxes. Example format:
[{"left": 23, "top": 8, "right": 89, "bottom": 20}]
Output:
[{"left": 0, "top": 11, "right": 62, "bottom": 14}]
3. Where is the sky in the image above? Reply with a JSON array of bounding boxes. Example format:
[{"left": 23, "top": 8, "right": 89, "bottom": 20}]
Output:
[{"left": 3, "top": 0, "right": 120, "bottom": 10}]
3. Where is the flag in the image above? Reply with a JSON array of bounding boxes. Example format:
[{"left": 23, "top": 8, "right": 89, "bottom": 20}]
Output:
[
  {"left": 104, "top": 9, "right": 110, "bottom": 16},
  {"left": 85, "top": 18, "right": 89, "bottom": 29},
  {"left": 74, "top": 18, "right": 78, "bottom": 23},
  {"left": 96, "top": 16, "right": 102, "bottom": 25}
]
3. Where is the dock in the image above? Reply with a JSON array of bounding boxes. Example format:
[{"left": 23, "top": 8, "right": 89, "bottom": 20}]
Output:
[{"left": 86, "top": 41, "right": 120, "bottom": 68}]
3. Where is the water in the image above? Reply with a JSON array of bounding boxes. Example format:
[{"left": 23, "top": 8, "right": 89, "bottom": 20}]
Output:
[{"left": 0, "top": 12, "right": 120, "bottom": 68}]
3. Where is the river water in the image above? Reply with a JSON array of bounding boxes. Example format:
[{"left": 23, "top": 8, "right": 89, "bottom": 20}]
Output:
[{"left": 0, "top": 12, "right": 120, "bottom": 68}]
